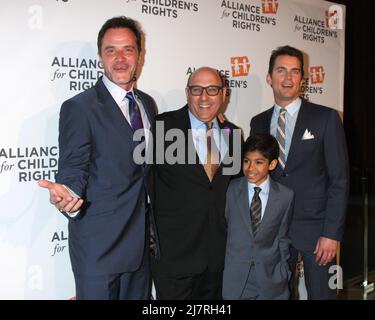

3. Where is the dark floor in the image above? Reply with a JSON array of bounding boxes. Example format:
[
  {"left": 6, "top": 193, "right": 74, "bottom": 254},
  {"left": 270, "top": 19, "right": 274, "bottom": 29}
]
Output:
[{"left": 338, "top": 270, "right": 375, "bottom": 300}]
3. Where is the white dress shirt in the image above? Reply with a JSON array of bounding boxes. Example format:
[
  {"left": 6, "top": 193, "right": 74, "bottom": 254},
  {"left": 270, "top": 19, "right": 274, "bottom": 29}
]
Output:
[
  {"left": 270, "top": 98, "right": 301, "bottom": 161},
  {"left": 188, "top": 110, "right": 228, "bottom": 164}
]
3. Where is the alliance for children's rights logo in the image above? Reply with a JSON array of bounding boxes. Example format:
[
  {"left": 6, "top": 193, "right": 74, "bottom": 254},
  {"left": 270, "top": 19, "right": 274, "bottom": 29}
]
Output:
[
  {"left": 220, "top": 0, "right": 278, "bottom": 32},
  {"left": 227, "top": 56, "right": 250, "bottom": 91},
  {"left": 50, "top": 56, "right": 103, "bottom": 92},
  {"left": 0, "top": 146, "right": 58, "bottom": 183},
  {"left": 128, "top": 0, "right": 198, "bottom": 19},
  {"left": 293, "top": 5, "right": 342, "bottom": 44},
  {"left": 300, "top": 66, "right": 325, "bottom": 101},
  {"left": 309, "top": 66, "right": 325, "bottom": 84},
  {"left": 325, "top": 5, "right": 344, "bottom": 30},
  {"left": 231, "top": 56, "right": 250, "bottom": 77},
  {"left": 186, "top": 60, "right": 249, "bottom": 92},
  {"left": 261, "top": 0, "right": 278, "bottom": 14}
]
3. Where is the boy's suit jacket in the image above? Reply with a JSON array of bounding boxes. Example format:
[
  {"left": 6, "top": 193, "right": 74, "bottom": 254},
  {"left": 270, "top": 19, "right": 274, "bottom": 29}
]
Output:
[
  {"left": 56, "top": 78, "right": 159, "bottom": 279},
  {"left": 250, "top": 99, "right": 349, "bottom": 251},
  {"left": 223, "top": 176, "right": 294, "bottom": 300}
]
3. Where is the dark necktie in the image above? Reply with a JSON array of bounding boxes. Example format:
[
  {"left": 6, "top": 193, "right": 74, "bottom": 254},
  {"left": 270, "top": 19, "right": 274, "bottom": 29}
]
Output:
[
  {"left": 126, "top": 92, "right": 143, "bottom": 131},
  {"left": 276, "top": 108, "right": 286, "bottom": 169},
  {"left": 250, "top": 187, "right": 262, "bottom": 235},
  {"left": 204, "top": 122, "right": 220, "bottom": 182}
]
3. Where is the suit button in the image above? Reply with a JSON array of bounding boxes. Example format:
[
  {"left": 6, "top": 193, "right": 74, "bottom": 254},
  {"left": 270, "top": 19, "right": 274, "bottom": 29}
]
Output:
[
  {"left": 209, "top": 186, "right": 213, "bottom": 190},
  {"left": 282, "top": 172, "right": 289, "bottom": 177},
  {"left": 250, "top": 261, "right": 255, "bottom": 267}
]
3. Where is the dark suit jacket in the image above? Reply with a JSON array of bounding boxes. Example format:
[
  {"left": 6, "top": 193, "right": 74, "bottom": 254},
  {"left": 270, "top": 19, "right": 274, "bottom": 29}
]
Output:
[
  {"left": 152, "top": 105, "right": 241, "bottom": 276},
  {"left": 223, "top": 176, "right": 294, "bottom": 300},
  {"left": 56, "top": 78, "right": 158, "bottom": 276},
  {"left": 250, "top": 99, "right": 349, "bottom": 251}
]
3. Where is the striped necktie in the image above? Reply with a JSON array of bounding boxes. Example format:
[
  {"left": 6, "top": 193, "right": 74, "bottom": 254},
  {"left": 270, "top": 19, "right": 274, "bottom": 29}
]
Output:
[
  {"left": 204, "top": 122, "right": 220, "bottom": 182},
  {"left": 276, "top": 108, "right": 287, "bottom": 169},
  {"left": 250, "top": 187, "right": 262, "bottom": 235}
]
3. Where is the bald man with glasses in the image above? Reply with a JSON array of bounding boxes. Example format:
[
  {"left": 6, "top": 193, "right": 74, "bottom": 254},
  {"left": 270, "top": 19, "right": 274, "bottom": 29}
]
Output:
[{"left": 151, "top": 67, "right": 242, "bottom": 300}]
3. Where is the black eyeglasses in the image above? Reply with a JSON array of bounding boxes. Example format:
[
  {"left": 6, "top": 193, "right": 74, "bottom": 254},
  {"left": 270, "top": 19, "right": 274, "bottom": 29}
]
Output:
[{"left": 187, "top": 85, "right": 223, "bottom": 96}]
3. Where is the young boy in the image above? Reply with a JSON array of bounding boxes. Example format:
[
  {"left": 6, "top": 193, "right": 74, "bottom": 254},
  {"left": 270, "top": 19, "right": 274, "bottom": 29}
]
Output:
[{"left": 222, "top": 133, "right": 294, "bottom": 300}]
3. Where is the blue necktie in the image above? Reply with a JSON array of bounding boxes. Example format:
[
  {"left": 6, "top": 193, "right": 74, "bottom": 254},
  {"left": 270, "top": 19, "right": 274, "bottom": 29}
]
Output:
[{"left": 126, "top": 92, "right": 143, "bottom": 131}]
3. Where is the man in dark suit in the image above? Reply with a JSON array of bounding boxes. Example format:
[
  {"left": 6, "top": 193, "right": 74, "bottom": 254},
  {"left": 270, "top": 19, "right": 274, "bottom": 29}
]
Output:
[
  {"left": 250, "top": 45, "right": 349, "bottom": 299},
  {"left": 38, "top": 16, "right": 158, "bottom": 300},
  {"left": 151, "top": 67, "right": 241, "bottom": 299}
]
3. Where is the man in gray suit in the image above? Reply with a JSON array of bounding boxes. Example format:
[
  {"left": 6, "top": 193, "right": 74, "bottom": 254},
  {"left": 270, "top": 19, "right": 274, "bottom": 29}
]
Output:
[
  {"left": 250, "top": 45, "right": 349, "bottom": 299},
  {"left": 223, "top": 134, "right": 294, "bottom": 300}
]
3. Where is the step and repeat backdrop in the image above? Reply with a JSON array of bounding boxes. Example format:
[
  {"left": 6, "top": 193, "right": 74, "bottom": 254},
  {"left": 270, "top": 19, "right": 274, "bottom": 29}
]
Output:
[{"left": 0, "top": 0, "right": 345, "bottom": 299}]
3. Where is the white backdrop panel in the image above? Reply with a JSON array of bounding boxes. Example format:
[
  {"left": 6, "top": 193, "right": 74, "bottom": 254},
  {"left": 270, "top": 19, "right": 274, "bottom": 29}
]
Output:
[{"left": 0, "top": 0, "right": 345, "bottom": 299}]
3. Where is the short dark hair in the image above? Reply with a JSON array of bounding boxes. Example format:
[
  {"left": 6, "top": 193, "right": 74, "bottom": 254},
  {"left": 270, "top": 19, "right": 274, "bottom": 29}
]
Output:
[
  {"left": 268, "top": 45, "right": 304, "bottom": 78},
  {"left": 97, "top": 16, "right": 142, "bottom": 55},
  {"left": 243, "top": 133, "right": 279, "bottom": 162}
]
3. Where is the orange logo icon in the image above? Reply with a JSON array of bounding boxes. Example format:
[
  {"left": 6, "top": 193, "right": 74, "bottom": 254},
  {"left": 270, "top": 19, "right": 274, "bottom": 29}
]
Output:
[
  {"left": 262, "top": 0, "right": 279, "bottom": 14},
  {"left": 325, "top": 5, "right": 343, "bottom": 29},
  {"left": 325, "top": 10, "right": 339, "bottom": 29},
  {"left": 309, "top": 66, "right": 325, "bottom": 84},
  {"left": 231, "top": 56, "right": 250, "bottom": 77}
]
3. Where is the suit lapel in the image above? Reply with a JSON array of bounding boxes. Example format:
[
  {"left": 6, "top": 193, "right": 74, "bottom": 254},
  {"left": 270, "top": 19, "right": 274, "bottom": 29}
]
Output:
[
  {"left": 237, "top": 177, "right": 254, "bottom": 237},
  {"left": 263, "top": 106, "right": 284, "bottom": 177},
  {"left": 217, "top": 120, "right": 229, "bottom": 162},
  {"left": 180, "top": 106, "right": 223, "bottom": 182},
  {"left": 176, "top": 107, "right": 236, "bottom": 183},
  {"left": 265, "top": 107, "right": 274, "bottom": 133},
  {"left": 255, "top": 178, "right": 280, "bottom": 236},
  {"left": 284, "top": 100, "right": 310, "bottom": 170},
  {"left": 237, "top": 178, "right": 282, "bottom": 238},
  {"left": 174, "top": 106, "right": 205, "bottom": 177},
  {"left": 211, "top": 117, "right": 237, "bottom": 182},
  {"left": 95, "top": 79, "right": 135, "bottom": 138},
  {"left": 135, "top": 89, "right": 154, "bottom": 132},
  {"left": 175, "top": 105, "right": 191, "bottom": 133}
]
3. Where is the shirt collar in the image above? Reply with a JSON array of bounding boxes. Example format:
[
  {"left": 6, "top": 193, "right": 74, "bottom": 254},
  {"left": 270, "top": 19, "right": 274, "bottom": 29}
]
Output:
[
  {"left": 248, "top": 175, "right": 270, "bottom": 194},
  {"left": 274, "top": 97, "right": 302, "bottom": 117},
  {"left": 102, "top": 74, "right": 134, "bottom": 105},
  {"left": 188, "top": 110, "right": 219, "bottom": 130}
]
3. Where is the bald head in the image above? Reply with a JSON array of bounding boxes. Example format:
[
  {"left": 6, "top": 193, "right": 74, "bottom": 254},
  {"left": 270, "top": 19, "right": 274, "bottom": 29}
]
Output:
[{"left": 187, "top": 67, "right": 224, "bottom": 87}]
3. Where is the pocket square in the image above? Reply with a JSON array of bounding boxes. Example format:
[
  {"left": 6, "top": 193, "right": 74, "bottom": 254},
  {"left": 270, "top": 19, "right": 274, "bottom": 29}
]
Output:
[{"left": 302, "top": 129, "right": 314, "bottom": 140}]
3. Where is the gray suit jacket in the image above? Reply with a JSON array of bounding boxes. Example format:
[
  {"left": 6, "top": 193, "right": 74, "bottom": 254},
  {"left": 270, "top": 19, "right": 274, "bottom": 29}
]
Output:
[{"left": 222, "top": 176, "right": 294, "bottom": 300}]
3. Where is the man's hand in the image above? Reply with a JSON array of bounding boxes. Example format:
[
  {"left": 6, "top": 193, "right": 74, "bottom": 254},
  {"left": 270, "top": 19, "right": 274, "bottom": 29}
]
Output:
[
  {"left": 314, "top": 236, "right": 339, "bottom": 266},
  {"left": 38, "top": 180, "right": 84, "bottom": 214}
]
